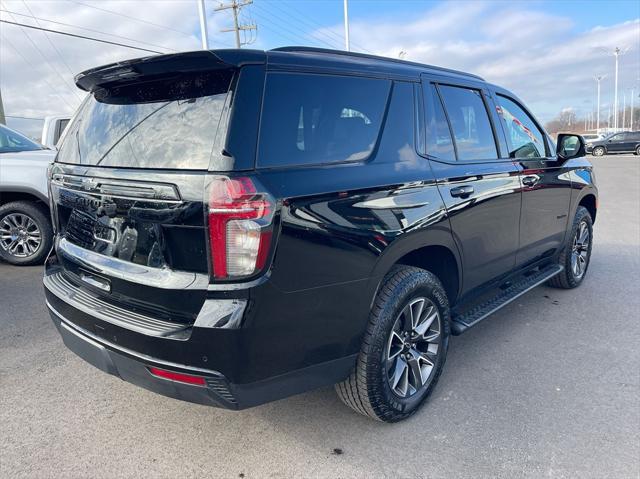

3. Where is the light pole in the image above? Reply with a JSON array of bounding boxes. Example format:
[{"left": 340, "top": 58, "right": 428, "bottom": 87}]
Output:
[
  {"left": 594, "top": 75, "right": 605, "bottom": 132},
  {"left": 343, "top": 0, "right": 350, "bottom": 51},
  {"left": 614, "top": 47, "right": 620, "bottom": 130},
  {"left": 197, "top": 0, "right": 209, "bottom": 49},
  {"left": 631, "top": 88, "right": 635, "bottom": 131}
]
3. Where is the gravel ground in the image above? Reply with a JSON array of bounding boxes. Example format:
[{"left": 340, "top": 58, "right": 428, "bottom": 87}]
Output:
[{"left": 1, "top": 155, "right": 639, "bottom": 479}]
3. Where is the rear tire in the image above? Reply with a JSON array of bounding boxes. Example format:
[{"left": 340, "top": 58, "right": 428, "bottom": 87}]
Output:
[
  {"left": 335, "top": 266, "right": 450, "bottom": 422},
  {"left": 0, "top": 201, "right": 53, "bottom": 266},
  {"left": 635, "top": 146, "right": 640, "bottom": 156},
  {"left": 547, "top": 206, "right": 593, "bottom": 289},
  {"left": 592, "top": 146, "right": 605, "bottom": 157}
]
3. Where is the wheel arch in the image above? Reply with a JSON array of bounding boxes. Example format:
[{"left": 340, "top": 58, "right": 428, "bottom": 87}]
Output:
[
  {"left": 0, "top": 188, "right": 49, "bottom": 206},
  {"left": 578, "top": 193, "right": 597, "bottom": 223},
  {"left": 369, "top": 229, "right": 462, "bottom": 307}
]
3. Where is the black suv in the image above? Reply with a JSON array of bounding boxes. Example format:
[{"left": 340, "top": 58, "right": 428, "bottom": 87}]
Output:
[
  {"left": 587, "top": 131, "right": 640, "bottom": 156},
  {"left": 44, "top": 48, "right": 597, "bottom": 422}
]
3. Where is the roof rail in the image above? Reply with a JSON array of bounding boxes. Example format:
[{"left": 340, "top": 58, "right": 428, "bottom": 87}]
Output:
[{"left": 270, "top": 46, "right": 484, "bottom": 81}]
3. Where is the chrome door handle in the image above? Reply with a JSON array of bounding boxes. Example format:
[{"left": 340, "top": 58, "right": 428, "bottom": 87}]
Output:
[
  {"left": 522, "top": 175, "right": 540, "bottom": 187},
  {"left": 450, "top": 185, "right": 474, "bottom": 198}
]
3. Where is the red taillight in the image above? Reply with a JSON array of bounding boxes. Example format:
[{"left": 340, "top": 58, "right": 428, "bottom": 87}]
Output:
[
  {"left": 148, "top": 367, "right": 206, "bottom": 386},
  {"left": 207, "top": 176, "right": 275, "bottom": 279}
]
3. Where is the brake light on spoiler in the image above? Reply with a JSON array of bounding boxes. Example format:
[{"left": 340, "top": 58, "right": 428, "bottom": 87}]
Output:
[{"left": 207, "top": 176, "right": 275, "bottom": 280}]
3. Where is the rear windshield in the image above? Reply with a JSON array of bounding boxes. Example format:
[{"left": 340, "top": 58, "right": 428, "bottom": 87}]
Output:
[
  {"left": 257, "top": 73, "right": 391, "bottom": 168},
  {"left": 56, "top": 70, "right": 233, "bottom": 170}
]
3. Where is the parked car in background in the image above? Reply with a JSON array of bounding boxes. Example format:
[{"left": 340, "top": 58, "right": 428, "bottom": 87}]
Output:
[
  {"left": 581, "top": 133, "right": 605, "bottom": 144},
  {"left": 41, "top": 116, "right": 71, "bottom": 149},
  {"left": 587, "top": 131, "right": 640, "bottom": 156},
  {"left": 0, "top": 124, "right": 55, "bottom": 265},
  {"left": 44, "top": 48, "right": 597, "bottom": 422}
]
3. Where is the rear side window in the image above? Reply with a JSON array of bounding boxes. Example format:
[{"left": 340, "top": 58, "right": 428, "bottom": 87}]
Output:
[
  {"left": 423, "top": 83, "right": 455, "bottom": 162},
  {"left": 438, "top": 85, "right": 498, "bottom": 161},
  {"left": 496, "top": 95, "right": 546, "bottom": 158},
  {"left": 258, "top": 73, "right": 391, "bottom": 168}
]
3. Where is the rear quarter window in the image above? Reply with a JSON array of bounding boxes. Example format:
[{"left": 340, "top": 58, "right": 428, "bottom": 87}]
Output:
[{"left": 257, "top": 72, "right": 391, "bottom": 168}]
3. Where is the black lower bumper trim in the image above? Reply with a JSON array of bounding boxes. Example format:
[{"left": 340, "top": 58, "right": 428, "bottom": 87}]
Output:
[
  {"left": 47, "top": 302, "right": 357, "bottom": 410},
  {"left": 49, "top": 305, "right": 236, "bottom": 408}
]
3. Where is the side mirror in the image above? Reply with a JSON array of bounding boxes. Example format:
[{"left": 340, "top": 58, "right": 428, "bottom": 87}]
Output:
[{"left": 556, "top": 134, "right": 585, "bottom": 160}]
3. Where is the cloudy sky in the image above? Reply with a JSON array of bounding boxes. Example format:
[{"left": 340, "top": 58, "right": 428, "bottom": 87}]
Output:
[{"left": 1, "top": 0, "right": 639, "bottom": 137}]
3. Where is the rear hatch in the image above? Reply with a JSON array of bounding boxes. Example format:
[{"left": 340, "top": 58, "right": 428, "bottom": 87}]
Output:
[{"left": 48, "top": 51, "right": 254, "bottom": 326}]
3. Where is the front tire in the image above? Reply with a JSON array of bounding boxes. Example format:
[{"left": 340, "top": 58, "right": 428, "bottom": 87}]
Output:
[
  {"left": 335, "top": 266, "right": 450, "bottom": 422},
  {"left": 592, "top": 146, "right": 605, "bottom": 157},
  {"left": 548, "top": 206, "right": 593, "bottom": 289},
  {"left": 0, "top": 201, "right": 53, "bottom": 266},
  {"left": 634, "top": 145, "right": 640, "bottom": 156}
]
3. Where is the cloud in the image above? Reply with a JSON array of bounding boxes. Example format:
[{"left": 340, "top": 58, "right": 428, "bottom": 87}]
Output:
[
  {"left": 1, "top": 0, "right": 230, "bottom": 135},
  {"left": 1, "top": 0, "right": 638, "bottom": 140},
  {"left": 341, "top": 2, "right": 639, "bottom": 122}
]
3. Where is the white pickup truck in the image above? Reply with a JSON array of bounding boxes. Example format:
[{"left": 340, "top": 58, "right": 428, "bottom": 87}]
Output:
[
  {"left": 0, "top": 123, "right": 56, "bottom": 265},
  {"left": 41, "top": 116, "right": 71, "bottom": 149}
]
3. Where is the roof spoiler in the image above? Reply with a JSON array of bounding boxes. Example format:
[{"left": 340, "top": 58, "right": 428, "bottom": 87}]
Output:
[{"left": 75, "top": 49, "right": 265, "bottom": 93}]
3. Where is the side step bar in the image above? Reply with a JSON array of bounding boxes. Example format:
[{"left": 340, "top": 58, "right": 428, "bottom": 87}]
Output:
[{"left": 451, "top": 264, "right": 563, "bottom": 335}]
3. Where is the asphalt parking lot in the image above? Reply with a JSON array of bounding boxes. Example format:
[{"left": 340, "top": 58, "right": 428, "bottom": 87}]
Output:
[{"left": 1, "top": 155, "right": 638, "bottom": 479}]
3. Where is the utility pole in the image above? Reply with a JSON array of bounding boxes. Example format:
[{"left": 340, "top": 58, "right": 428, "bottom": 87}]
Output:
[
  {"left": 594, "top": 75, "right": 605, "bottom": 133},
  {"left": 215, "top": 0, "right": 256, "bottom": 48},
  {"left": 343, "top": 0, "right": 350, "bottom": 51},
  {"left": 610, "top": 47, "right": 627, "bottom": 131},
  {"left": 622, "top": 92, "right": 626, "bottom": 130},
  {"left": 197, "top": 0, "right": 209, "bottom": 49}
]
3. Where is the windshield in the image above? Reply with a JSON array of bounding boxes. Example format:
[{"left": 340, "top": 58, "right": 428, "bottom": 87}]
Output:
[
  {"left": 0, "top": 124, "right": 44, "bottom": 153},
  {"left": 56, "top": 69, "right": 234, "bottom": 170}
]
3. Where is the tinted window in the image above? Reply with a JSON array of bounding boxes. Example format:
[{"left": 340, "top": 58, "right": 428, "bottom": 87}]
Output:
[
  {"left": 438, "top": 85, "right": 498, "bottom": 161},
  {"left": 0, "top": 124, "right": 43, "bottom": 153},
  {"left": 497, "top": 95, "right": 546, "bottom": 158},
  {"left": 423, "top": 83, "right": 455, "bottom": 161},
  {"left": 376, "top": 81, "right": 419, "bottom": 166},
  {"left": 609, "top": 134, "right": 624, "bottom": 141},
  {"left": 56, "top": 70, "right": 233, "bottom": 169},
  {"left": 258, "top": 73, "right": 391, "bottom": 167},
  {"left": 55, "top": 119, "right": 70, "bottom": 144}
]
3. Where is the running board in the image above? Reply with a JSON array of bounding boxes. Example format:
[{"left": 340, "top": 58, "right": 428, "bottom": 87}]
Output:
[{"left": 451, "top": 264, "right": 563, "bottom": 335}]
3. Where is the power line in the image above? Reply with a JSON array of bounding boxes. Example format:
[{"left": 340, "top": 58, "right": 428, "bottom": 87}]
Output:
[
  {"left": 246, "top": 9, "right": 311, "bottom": 47},
  {"left": 270, "top": 0, "right": 345, "bottom": 45},
  {"left": 266, "top": 0, "right": 373, "bottom": 53},
  {"left": 0, "top": 20, "right": 165, "bottom": 54},
  {"left": 21, "top": 0, "right": 83, "bottom": 101},
  {"left": 5, "top": 115, "right": 45, "bottom": 120},
  {"left": 252, "top": 2, "right": 339, "bottom": 49},
  {"left": 68, "top": 0, "right": 193, "bottom": 38},
  {"left": 0, "top": 31, "right": 77, "bottom": 111},
  {"left": 0, "top": 7, "right": 82, "bottom": 104},
  {"left": 0, "top": 8, "right": 178, "bottom": 52}
]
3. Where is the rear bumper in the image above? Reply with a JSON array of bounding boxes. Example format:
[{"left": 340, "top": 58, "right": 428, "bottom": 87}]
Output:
[
  {"left": 47, "top": 302, "right": 240, "bottom": 408},
  {"left": 45, "top": 292, "right": 357, "bottom": 410}
]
